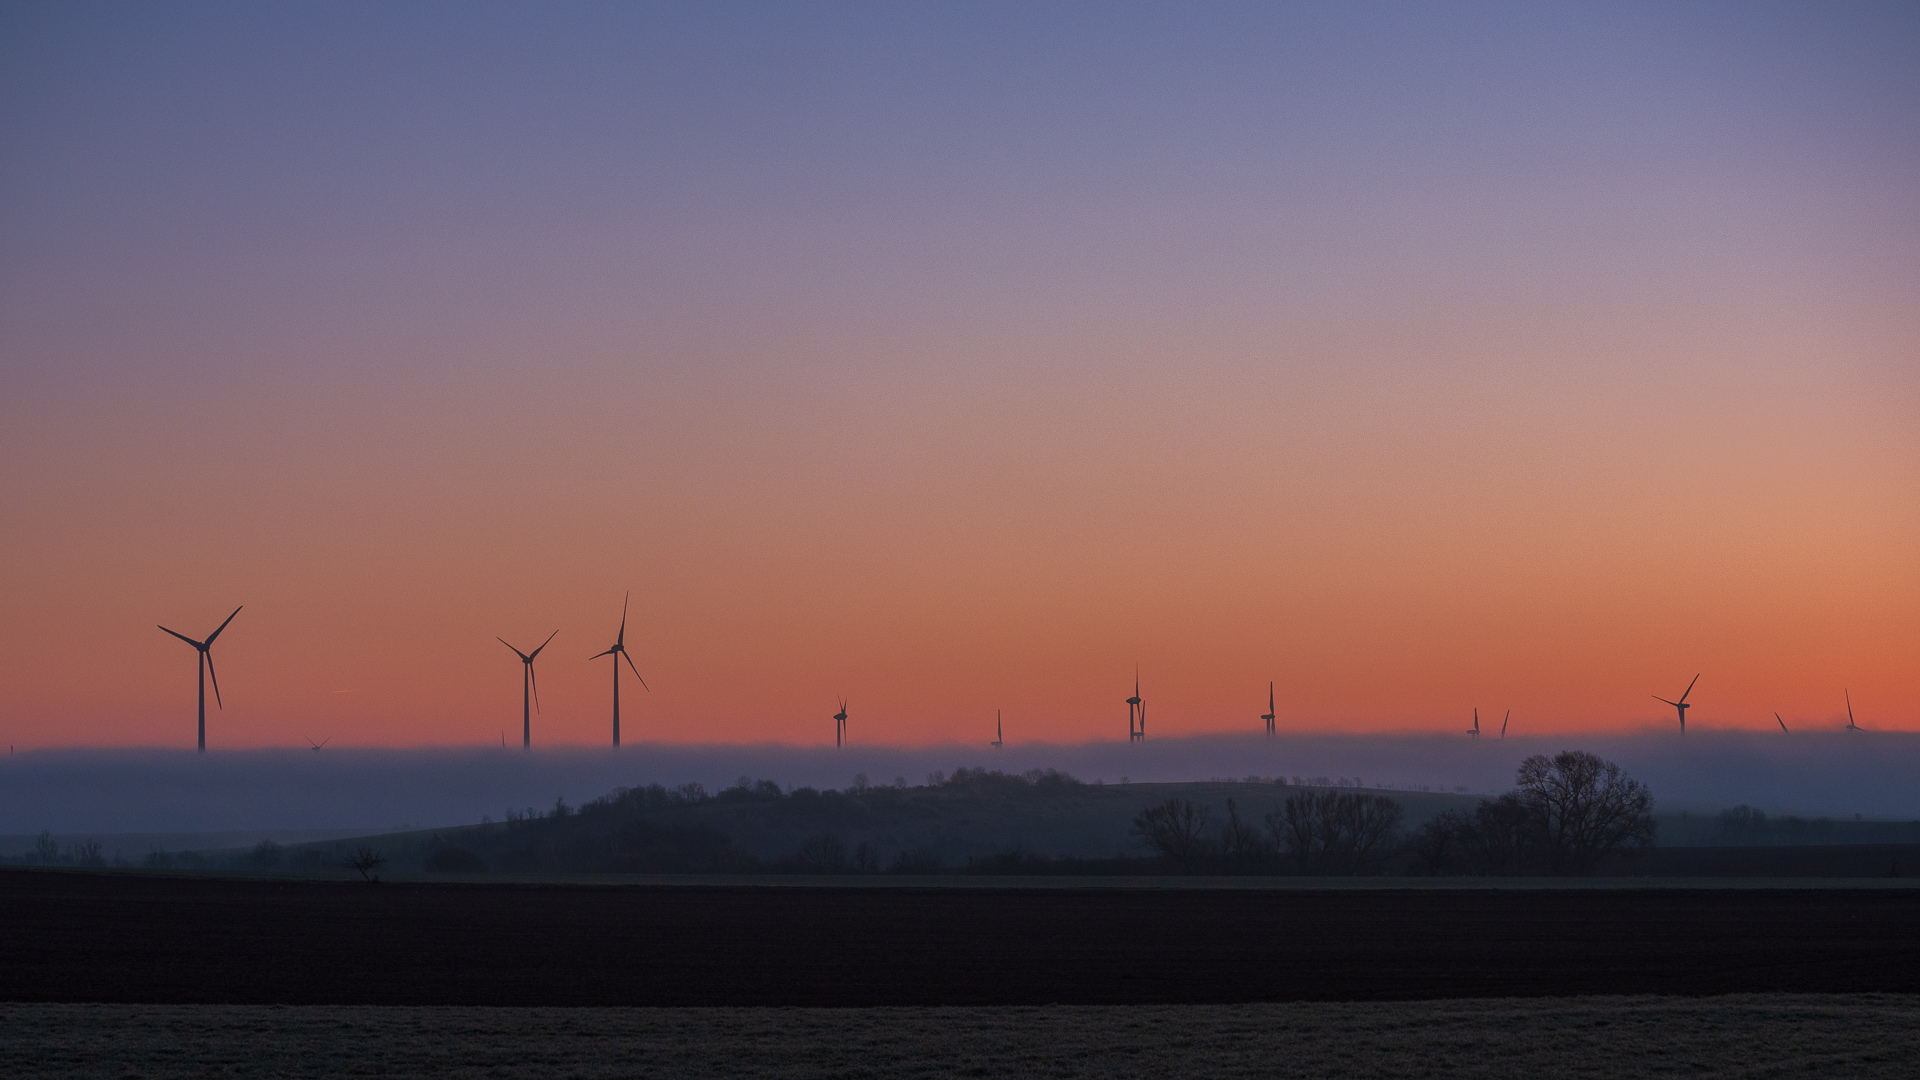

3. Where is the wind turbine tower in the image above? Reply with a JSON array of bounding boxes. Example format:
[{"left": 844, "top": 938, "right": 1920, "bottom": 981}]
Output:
[
  {"left": 157, "top": 605, "right": 242, "bottom": 752},
  {"left": 499, "top": 630, "right": 558, "bottom": 749},
  {"left": 1654, "top": 674, "right": 1699, "bottom": 735},
  {"left": 1261, "top": 682, "right": 1275, "bottom": 737},
  {"left": 992, "top": 709, "right": 1003, "bottom": 749},
  {"left": 1127, "top": 667, "right": 1145, "bottom": 742},
  {"left": 834, "top": 698, "right": 848, "bottom": 747},
  {"left": 588, "top": 592, "right": 649, "bottom": 747},
  {"left": 1469, "top": 708, "right": 1480, "bottom": 739}
]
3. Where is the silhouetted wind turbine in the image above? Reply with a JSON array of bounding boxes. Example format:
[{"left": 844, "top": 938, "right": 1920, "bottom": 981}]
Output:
[
  {"left": 306, "top": 736, "right": 330, "bottom": 751},
  {"left": 157, "top": 606, "right": 242, "bottom": 752},
  {"left": 1845, "top": 690, "right": 1861, "bottom": 732},
  {"left": 1261, "top": 682, "right": 1275, "bottom": 737},
  {"left": 588, "top": 592, "right": 648, "bottom": 747},
  {"left": 499, "top": 630, "right": 558, "bottom": 749},
  {"left": 992, "top": 709, "right": 1003, "bottom": 749},
  {"left": 1775, "top": 712, "right": 1789, "bottom": 733},
  {"left": 1500, "top": 710, "right": 1509, "bottom": 739},
  {"left": 834, "top": 697, "right": 848, "bottom": 746},
  {"left": 1654, "top": 674, "right": 1699, "bottom": 735},
  {"left": 1469, "top": 708, "right": 1480, "bottom": 739}
]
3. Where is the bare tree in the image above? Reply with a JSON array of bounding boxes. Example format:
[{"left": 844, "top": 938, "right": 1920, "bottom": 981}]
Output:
[
  {"left": 341, "top": 846, "right": 387, "bottom": 882},
  {"left": 797, "top": 832, "right": 848, "bottom": 873},
  {"left": 1267, "top": 790, "right": 1404, "bottom": 874},
  {"left": 1132, "top": 798, "right": 1214, "bottom": 868},
  {"left": 1217, "top": 797, "right": 1269, "bottom": 872},
  {"left": 33, "top": 830, "right": 59, "bottom": 865},
  {"left": 1515, "top": 750, "right": 1656, "bottom": 875}
]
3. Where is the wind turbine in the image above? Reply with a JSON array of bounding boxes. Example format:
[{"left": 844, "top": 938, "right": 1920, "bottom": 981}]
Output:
[
  {"left": 588, "top": 592, "right": 648, "bottom": 747},
  {"left": 1654, "top": 674, "right": 1699, "bottom": 735},
  {"left": 1845, "top": 690, "right": 1861, "bottom": 732},
  {"left": 992, "top": 709, "right": 1003, "bottom": 749},
  {"left": 1127, "top": 666, "right": 1145, "bottom": 742},
  {"left": 157, "top": 606, "right": 242, "bottom": 752},
  {"left": 499, "top": 630, "right": 558, "bottom": 749},
  {"left": 306, "top": 736, "right": 330, "bottom": 751},
  {"left": 1469, "top": 708, "right": 1480, "bottom": 739},
  {"left": 1500, "top": 710, "right": 1510, "bottom": 739},
  {"left": 834, "top": 698, "right": 848, "bottom": 746},
  {"left": 1261, "top": 682, "right": 1275, "bottom": 736},
  {"left": 1775, "top": 713, "right": 1789, "bottom": 733}
]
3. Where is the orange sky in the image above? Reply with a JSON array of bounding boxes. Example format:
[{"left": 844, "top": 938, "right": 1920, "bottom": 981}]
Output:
[{"left": 1, "top": 4, "right": 1915, "bottom": 748}]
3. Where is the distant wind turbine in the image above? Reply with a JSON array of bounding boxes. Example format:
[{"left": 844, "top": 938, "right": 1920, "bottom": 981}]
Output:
[
  {"left": 1654, "top": 674, "right": 1700, "bottom": 735},
  {"left": 157, "top": 605, "right": 242, "bottom": 752},
  {"left": 588, "top": 592, "right": 648, "bottom": 747},
  {"left": 1127, "top": 666, "right": 1145, "bottom": 742},
  {"left": 834, "top": 697, "right": 848, "bottom": 747},
  {"left": 306, "top": 736, "right": 331, "bottom": 751},
  {"left": 1261, "top": 682, "right": 1275, "bottom": 737},
  {"left": 992, "top": 709, "right": 1003, "bottom": 749},
  {"left": 1469, "top": 708, "right": 1480, "bottom": 739},
  {"left": 499, "top": 630, "right": 558, "bottom": 749},
  {"left": 1845, "top": 690, "right": 1861, "bottom": 732},
  {"left": 1775, "top": 712, "right": 1789, "bottom": 733},
  {"left": 1500, "top": 710, "right": 1510, "bottom": 739}
]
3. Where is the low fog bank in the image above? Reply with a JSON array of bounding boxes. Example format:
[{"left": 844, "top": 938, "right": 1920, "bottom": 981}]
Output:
[{"left": 1, "top": 732, "right": 1914, "bottom": 837}]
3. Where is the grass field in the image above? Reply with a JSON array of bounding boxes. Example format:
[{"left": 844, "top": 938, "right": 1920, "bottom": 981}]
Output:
[{"left": 6, "top": 995, "right": 1916, "bottom": 1078}]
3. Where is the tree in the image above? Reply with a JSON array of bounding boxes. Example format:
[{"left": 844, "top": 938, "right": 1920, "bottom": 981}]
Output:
[
  {"left": 1267, "top": 791, "right": 1404, "bottom": 874},
  {"left": 1132, "top": 798, "right": 1213, "bottom": 868},
  {"left": 341, "top": 846, "right": 388, "bottom": 882},
  {"left": 1514, "top": 750, "right": 1656, "bottom": 875},
  {"left": 1217, "top": 798, "right": 1269, "bottom": 871}
]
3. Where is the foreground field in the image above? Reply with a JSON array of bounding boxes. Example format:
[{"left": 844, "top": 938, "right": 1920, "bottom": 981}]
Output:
[
  {"left": 6, "top": 869, "right": 1918, "bottom": 1005},
  {"left": 6, "top": 995, "right": 1917, "bottom": 1078}
]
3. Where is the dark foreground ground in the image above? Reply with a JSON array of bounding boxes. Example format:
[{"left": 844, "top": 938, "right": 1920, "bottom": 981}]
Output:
[
  {"left": 4, "top": 869, "right": 1917, "bottom": 1006},
  {"left": 7, "top": 995, "right": 1918, "bottom": 1079}
]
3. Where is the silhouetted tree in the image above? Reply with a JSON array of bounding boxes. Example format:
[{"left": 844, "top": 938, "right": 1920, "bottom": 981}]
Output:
[
  {"left": 245, "top": 840, "right": 283, "bottom": 870},
  {"left": 797, "top": 832, "right": 849, "bottom": 874},
  {"left": 1132, "top": 798, "right": 1214, "bottom": 868},
  {"left": 341, "top": 846, "right": 387, "bottom": 881},
  {"left": 1267, "top": 790, "right": 1404, "bottom": 874},
  {"left": 1217, "top": 797, "right": 1269, "bottom": 872},
  {"left": 33, "top": 830, "right": 59, "bottom": 865},
  {"left": 1514, "top": 750, "right": 1655, "bottom": 875}
]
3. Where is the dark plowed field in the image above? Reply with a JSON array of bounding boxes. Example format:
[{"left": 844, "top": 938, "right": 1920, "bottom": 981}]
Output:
[{"left": 4, "top": 870, "right": 1916, "bottom": 1006}]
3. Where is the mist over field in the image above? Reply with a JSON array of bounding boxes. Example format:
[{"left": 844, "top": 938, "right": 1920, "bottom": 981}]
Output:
[{"left": 2, "top": 731, "right": 1915, "bottom": 837}]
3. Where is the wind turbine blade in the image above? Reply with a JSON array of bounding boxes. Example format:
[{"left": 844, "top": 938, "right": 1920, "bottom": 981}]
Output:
[
  {"left": 1679, "top": 673, "right": 1700, "bottom": 703},
  {"left": 622, "top": 649, "right": 648, "bottom": 690},
  {"left": 320, "top": 736, "right": 329, "bottom": 747},
  {"left": 1653, "top": 696, "right": 1678, "bottom": 707},
  {"left": 530, "top": 664, "right": 542, "bottom": 713},
  {"left": 589, "top": 648, "right": 616, "bottom": 660},
  {"left": 205, "top": 650, "right": 224, "bottom": 709},
  {"left": 617, "top": 591, "right": 629, "bottom": 645},
  {"left": 529, "top": 629, "right": 559, "bottom": 660},
  {"left": 499, "top": 638, "right": 532, "bottom": 662},
  {"left": 205, "top": 606, "right": 243, "bottom": 645},
  {"left": 158, "top": 626, "right": 202, "bottom": 648},
  {"left": 1501, "top": 710, "right": 1509, "bottom": 737},
  {"left": 1776, "top": 713, "right": 1789, "bottom": 733}
]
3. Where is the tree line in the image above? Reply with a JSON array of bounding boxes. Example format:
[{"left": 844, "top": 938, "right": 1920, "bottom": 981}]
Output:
[{"left": 1131, "top": 751, "right": 1656, "bottom": 876}]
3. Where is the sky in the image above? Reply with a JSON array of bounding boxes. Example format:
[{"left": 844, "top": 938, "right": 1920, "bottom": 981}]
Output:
[{"left": 1, "top": 2, "right": 1915, "bottom": 750}]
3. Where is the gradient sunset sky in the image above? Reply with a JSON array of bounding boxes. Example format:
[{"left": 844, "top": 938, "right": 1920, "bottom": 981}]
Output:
[{"left": 2, "top": 2, "right": 1914, "bottom": 749}]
